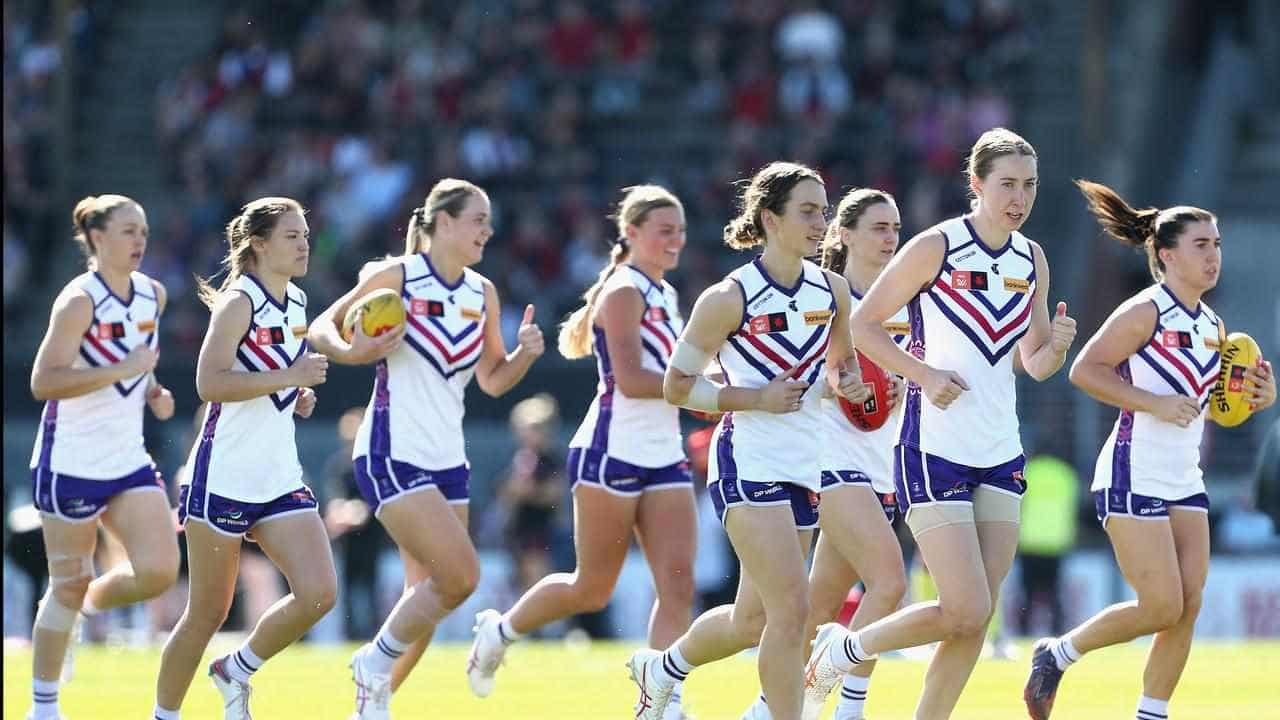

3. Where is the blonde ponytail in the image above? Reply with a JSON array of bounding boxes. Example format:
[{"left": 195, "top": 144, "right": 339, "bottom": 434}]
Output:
[{"left": 558, "top": 243, "right": 629, "bottom": 359}]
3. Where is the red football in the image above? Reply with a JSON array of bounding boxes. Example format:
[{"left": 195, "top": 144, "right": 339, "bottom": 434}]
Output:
[{"left": 837, "top": 351, "right": 894, "bottom": 431}]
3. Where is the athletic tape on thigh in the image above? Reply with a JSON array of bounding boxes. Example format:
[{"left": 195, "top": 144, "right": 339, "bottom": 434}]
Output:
[
  {"left": 47, "top": 552, "right": 95, "bottom": 583},
  {"left": 972, "top": 486, "right": 1021, "bottom": 524},
  {"left": 905, "top": 504, "right": 974, "bottom": 536}
]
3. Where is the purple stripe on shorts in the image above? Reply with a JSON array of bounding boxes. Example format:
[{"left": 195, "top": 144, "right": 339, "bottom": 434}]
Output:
[
  {"left": 370, "top": 360, "right": 392, "bottom": 458},
  {"left": 1113, "top": 360, "right": 1135, "bottom": 492},
  {"left": 189, "top": 402, "right": 222, "bottom": 514},
  {"left": 715, "top": 413, "right": 738, "bottom": 481},
  {"left": 37, "top": 400, "right": 59, "bottom": 468},
  {"left": 899, "top": 295, "right": 926, "bottom": 447},
  {"left": 590, "top": 327, "right": 615, "bottom": 452}
]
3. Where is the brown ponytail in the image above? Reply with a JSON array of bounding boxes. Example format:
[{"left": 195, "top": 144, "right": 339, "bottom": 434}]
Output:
[
  {"left": 723, "top": 162, "right": 824, "bottom": 250},
  {"left": 1075, "top": 179, "right": 1215, "bottom": 281},
  {"left": 71, "top": 194, "right": 139, "bottom": 267},
  {"left": 403, "top": 178, "right": 486, "bottom": 256},
  {"left": 558, "top": 185, "right": 682, "bottom": 359},
  {"left": 819, "top": 188, "right": 895, "bottom": 271},
  {"left": 196, "top": 197, "right": 306, "bottom": 308}
]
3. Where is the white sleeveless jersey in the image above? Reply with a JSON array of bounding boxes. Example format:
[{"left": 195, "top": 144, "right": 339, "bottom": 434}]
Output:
[
  {"left": 1093, "top": 285, "right": 1221, "bottom": 498},
  {"left": 897, "top": 217, "right": 1036, "bottom": 467},
  {"left": 711, "top": 258, "right": 835, "bottom": 491},
  {"left": 353, "top": 254, "right": 486, "bottom": 470},
  {"left": 186, "top": 275, "right": 308, "bottom": 501},
  {"left": 568, "top": 265, "right": 685, "bottom": 466},
  {"left": 30, "top": 271, "right": 160, "bottom": 479},
  {"left": 819, "top": 287, "right": 911, "bottom": 491}
]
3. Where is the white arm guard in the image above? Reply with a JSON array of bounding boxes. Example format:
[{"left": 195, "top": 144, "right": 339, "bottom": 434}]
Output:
[{"left": 670, "top": 339, "right": 721, "bottom": 411}]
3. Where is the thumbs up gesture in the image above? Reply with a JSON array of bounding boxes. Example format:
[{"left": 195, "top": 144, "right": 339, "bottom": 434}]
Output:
[
  {"left": 517, "top": 304, "right": 545, "bottom": 358},
  {"left": 1050, "top": 301, "right": 1077, "bottom": 355}
]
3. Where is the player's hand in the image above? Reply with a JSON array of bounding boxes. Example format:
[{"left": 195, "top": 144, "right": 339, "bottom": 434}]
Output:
[
  {"left": 1246, "top": 359, "right": 1275, "bottom": 411},
  {"left": 290, "top": 352, "right": 329, "bottom": 387},
  {"left": 348, "top": 315, "right": 404, "bottom": 364},
  {"left": 1150, "top": 394, "right": 1201, "bottom": 428},
  {"left": 832, "top": 358, "right": 871, "bottom": 404},
  {"left": 294, "top": 387, "right": 317, "bottom": 418},
  {"left": 1050, "top": 301, "right": 1077, "bottom": 355},
  {"left": 757, "top": 364, "right": 810, "bottom": 414},
  {"left": 146, "top": 383, "right": 174, "bottom": 420},
  {"left": 517, "top": 304, "right": 545, "bottom": 358},
  {"left": 121, "top": 345, "right": 159, "bottom": 376},
  {"left": 920, "top": 366, "right": 968, "bottom": 410},
  {"left": 885, "top": 375, "right": 906, "bottom": 412}
]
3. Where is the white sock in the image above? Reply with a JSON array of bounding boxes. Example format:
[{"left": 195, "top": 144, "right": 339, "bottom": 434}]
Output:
[
  {"left": 658, "top": 644, "right": 694, "bottom": 684},
  {"left": 1136, "top": 695, "right": 1169, "bottom": 720},
  {"left": 153, "top": 705, "right": 181, "bottom": 719},
  {"left": 830, "top": 629, "right": 873, "bottom": 672},
  {"left": 836, "top": 673, "right": 870, "bottom": 717},
  {"left": 224, "top": 643, "right": 265, "bottom": 683},
  {"left": 497, "top": 615, "right": 523, "bottom": 645},
  {"left": 80, "top": 596, "right": 102, "bottom": 617},
  {"left": 1050, "top": 636, "right": 1081, "bottom": 671},
  {"left": 367, "top": 627, "right": 410, "bottom": 674},
  {"left": 32, "top": 679, "right": 59, "bottom": 716}
]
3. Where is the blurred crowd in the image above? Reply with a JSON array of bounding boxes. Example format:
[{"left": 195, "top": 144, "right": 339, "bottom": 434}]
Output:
[{"left": 26, "top": 0, "right": 1029, "bottom": 355}]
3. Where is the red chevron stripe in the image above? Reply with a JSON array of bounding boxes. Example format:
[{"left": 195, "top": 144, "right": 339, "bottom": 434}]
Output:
[
  {"left": 792, "top": 335, "right": 830, "bottom": 379},
  {"left": 739, "top": 332, "right": 793, "bottom": 372},
  {"left": 83, "top": 332, "right": 122, "bottom": 363},
  {"left": 933, "top": 278, "right": 1032, "bottom": 343},
  {"left": 244, "top": 337, "right": 281, "bottom": 369},
  {"left": 1147, "top": 339, "right": 1216, "bottom": 395},
  {"left": 408, "top": 314, "right": 484, "bottom": 363},
  {"left": 640, "top": 319, "right": 674, "bottom": 355}
]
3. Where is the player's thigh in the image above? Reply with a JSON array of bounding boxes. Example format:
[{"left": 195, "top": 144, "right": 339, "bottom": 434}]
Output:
[
  {"left": 254, "top": 511, "right": 337, "bottom": 604},
  {"left": 101, "top": 487, "right": 179, "bottom": 578}
]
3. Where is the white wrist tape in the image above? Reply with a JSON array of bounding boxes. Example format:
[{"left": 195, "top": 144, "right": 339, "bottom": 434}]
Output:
[
  {"left": 685, "top": 376, "right": 722, "bottom": 412},
  {"left": 669, "top": 339, "right": 712, "bottom": 376}
]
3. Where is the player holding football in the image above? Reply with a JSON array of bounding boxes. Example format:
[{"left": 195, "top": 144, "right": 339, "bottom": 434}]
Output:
[
  {"left": 802, "top": 128, "right": 1077, "bottom": 720},
  {"left": 741, "top": 188, "right": 910, "bottom": 720},
  {"left": 308, "top": 178, "right": 544, "bottom": 719},
  {"left": 626, "top": 161, "right": 871, "bottom": 720},
  {"left": 1023, "top": 181, "right": 1275, "bottom": 720}
]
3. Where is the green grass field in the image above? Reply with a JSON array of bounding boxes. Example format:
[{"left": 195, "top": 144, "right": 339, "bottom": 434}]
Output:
[{"left": 5, "top": 639, "right": 1278, "bottom": 719}]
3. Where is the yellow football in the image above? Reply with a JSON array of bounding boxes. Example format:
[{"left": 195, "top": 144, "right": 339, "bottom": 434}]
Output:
[
  {"left": 1208, "top": 332, "right": 1262, "bottom": 427},
  {"left": 341, "top": 288, "right": 406, "bottom": 342}
]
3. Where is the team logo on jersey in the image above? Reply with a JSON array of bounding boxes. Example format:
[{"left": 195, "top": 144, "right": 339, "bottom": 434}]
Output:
[
  {"left": 97, "top": 322, "right": 127, "bottom": 340},
  {"left": 460, "top": 306, "right": 483, "bottom": 321},
  {"left": 1003, "top": 277, "right": 1030, "bottom": 293},
  {"left": 1228, "top": 365, "right": 1247, "bottom": 392},
  {"left": 255, "top": 326, "right": 287, "bottom": 346},
  {"left": 1161, "top": 330, "right": 1193, "bottom": 349},
  {"left": 882, "top": 321, "right": 911, "bottom": 335},
  {"left": 804, "top": 309, "right": 833, "bottom": 326},
  {"left": 951, "top": 271, "right": 988, "bottom": 290},
  {"left": 136, "top": 319, "right": 157, "bottom": 333},
  {"left": 410, "top": 299, "right": 446, "bottom": 316},
  {"left": 646, "top": 307, "right": 669, "bottom": 322},
  {"left": 748, "top": 312, "right": 789, "bottom": 334}
]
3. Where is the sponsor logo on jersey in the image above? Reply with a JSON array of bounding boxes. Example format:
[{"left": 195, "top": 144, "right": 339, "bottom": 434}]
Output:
[
  {"left": 954, "top": 250, "right": 977, "bottom": 263},
  {"left": 410, "top": 299, "right": 446, "bottom": 316},
  {"left": 255, "top": 326, "right": 287, "bottom": 345},
  {"left": 646, "top": 307, "right": 669, "bottom": 323},
  {"left": 882, "top": 321, "right": 911, "bottom": 335},
  {"left": 748, "top": 312, "right": 789, "bottom": 334},
  {"left": 751, "top": 483, "right": 785, "bottom": 500},
  {"left": 951, "top": 271, "right": 988, "bottom": 290},
  {"left": 1162, "top": 330, "right": 1193, "bottom": 348},
  {"left": 749, "top": 291, "right": 776, "bottom": 312},
  {"left": 1003, "top": 277, "right": 1030, "bottom": 293},
  {"left": 804, "top": 309, "right": 833, "bottom": 326},
  {"left": 136, "top": 319, "right": 157, "bottom": 333},
  {"left": 97, "top": 322, "right": 127, "bottom": 340},
  {"left": 460, "top": 306, "right": 483, "bottom": 321}
]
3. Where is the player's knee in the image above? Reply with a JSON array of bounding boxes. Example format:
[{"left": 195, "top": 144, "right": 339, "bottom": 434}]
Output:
[
  {"left": 183, "top": 602, "right": 232, "bottom": 637},
  {"left": 297, "top": 577, "right": 338, "bottom": 618},
  {"left": 768, "top": 588, "right": 810, "bottom": 635},
  {"left": 574, "top": 578, "right": 616, "bottom": 613},
  {"left": 654, "top": 565, "right": 696, "bottom": 608},
  {"left": 939, "top": 594, "right": 991, "bottom": 639},
  {"left": 51, "top": 575, "right": 91, "bottom": 610},
  {"left": 134, "top": 555, "right": 180, "bottom": 599},
  {"left": 437, "top": 565, "right": 480, "bottom": 610},
  {"left": 874, "top": 569, "right": 908, "bottom": 607},
  {"left": 1138, "top": 593, "right": 1184, "bottom": 632},
  {"left": 729, "top": 605, "right": 768, "bottom": 645},
  {"left": 1179, "top": 587, "right": 1203, "bottom": 622}
]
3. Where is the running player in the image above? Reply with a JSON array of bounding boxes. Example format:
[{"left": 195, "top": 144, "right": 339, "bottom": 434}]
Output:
[
  {"left": 467, "top": 186, "right": 697, "bottom": 718},
  {"left": 627, "top": 162, "right": 872, "bottom": 720},
  {"left": 307, "top": 178, "right": 544, "bottom": 719},
  {"left": 27, "top": 195, "right": 179, "bottom": 720},
  {"left": 154, "top": 197, "right": 336, "bottom": 720},
  {"left": 802, "top": 128, "right": 1078, "bottom": 720},
  {"left": 1023, "top": 181, "right": 1275, "bottom": 720},
  {"left": 746, "top": 188, "right": 910, "bottom": 720}
]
